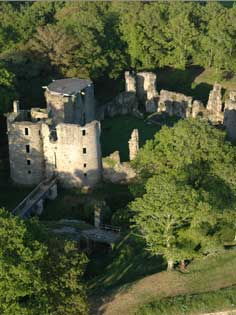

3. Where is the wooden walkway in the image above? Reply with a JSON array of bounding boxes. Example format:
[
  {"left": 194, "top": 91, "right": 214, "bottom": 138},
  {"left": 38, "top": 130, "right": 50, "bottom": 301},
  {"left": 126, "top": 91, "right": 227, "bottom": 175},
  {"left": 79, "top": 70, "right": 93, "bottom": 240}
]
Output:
[{"left": 13, "top": 177, "right": 57, "bottom": 219}]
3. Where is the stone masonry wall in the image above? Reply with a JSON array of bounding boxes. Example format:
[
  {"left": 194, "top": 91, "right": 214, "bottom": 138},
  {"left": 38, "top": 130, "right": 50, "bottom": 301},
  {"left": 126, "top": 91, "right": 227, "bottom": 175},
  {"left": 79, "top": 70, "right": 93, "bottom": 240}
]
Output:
[
  {"left": 7, "top": 120, "right": 45, "bottom": 185},
  {"left": 45, "top": 85, "right": 95, "bottom": 125},
  {"left": 224, "top": 98, "right": 236, "bottom": 141},
  {"left": 125, "top": 71, "right": 158, "bottom": 113},
  {"left": 206, "top": 83, "right": 224, "bottom": 123},
  {"left": 42, "top": 121, "right": 102, "bottom": 188},
  {"left": 158, "top": 90, "right": 193, "bottom": 118}
]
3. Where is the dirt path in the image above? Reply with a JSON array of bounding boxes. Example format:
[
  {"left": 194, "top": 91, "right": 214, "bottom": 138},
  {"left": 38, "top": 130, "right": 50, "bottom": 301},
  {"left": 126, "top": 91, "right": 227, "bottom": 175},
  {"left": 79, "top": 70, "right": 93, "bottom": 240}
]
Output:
[{"left": 90, "top": 257, "right": 236, "bottom": 315}]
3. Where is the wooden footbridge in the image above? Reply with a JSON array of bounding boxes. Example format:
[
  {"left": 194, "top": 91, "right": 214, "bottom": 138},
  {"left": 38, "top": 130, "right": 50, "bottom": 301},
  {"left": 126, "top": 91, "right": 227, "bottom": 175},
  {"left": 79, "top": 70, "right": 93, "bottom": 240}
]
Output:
[{"left": 12, "top": 177, "right": 57, "bottom": 219}]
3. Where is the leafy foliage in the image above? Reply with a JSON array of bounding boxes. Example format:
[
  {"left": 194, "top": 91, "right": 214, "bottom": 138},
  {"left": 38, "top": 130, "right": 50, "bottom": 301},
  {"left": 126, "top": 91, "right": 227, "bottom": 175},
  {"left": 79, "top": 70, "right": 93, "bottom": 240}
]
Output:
[
  {"left": 0, "top": 64, "right": 16, "bottom": 114},
  {"left": 131, "top": 119, "right": 236, "bottom": 268},
  {"left": 0, "top": 2, "right": 236, "bottom": 112},
  {"left": 0, "top": 209, "right": 88, "bottom": 315}
]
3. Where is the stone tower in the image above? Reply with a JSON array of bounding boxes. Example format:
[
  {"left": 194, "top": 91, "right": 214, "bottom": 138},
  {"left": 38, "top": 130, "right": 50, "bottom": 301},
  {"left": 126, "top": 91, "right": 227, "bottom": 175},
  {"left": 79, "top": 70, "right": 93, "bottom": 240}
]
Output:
[
  {"left": 6, "top": 78, "right": 102, "bottom": 187},
  {"left": 129, "top": 129, "right": 139, "bottom": 160}
]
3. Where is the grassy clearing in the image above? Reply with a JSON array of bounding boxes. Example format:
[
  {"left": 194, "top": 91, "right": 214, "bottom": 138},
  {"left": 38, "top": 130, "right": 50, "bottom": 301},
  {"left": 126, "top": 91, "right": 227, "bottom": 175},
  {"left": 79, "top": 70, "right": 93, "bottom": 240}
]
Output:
[
  {"left": 101, "top": 115, "right": 160, "bottom": 161},
  {"left": 136, "top": 286, "right": 236, "bottom": 315},
  {"left": 195, "top": 67, "right": 236, "bottom": 92},
  {"left": 86, "top": 233, "right": 165, "bottom": 296},
  {"left": 91, "top": 250, "right": 236, "bottom": 315},
  {"left": 158, "top": 66, "right": 236, "bottom": 105}
]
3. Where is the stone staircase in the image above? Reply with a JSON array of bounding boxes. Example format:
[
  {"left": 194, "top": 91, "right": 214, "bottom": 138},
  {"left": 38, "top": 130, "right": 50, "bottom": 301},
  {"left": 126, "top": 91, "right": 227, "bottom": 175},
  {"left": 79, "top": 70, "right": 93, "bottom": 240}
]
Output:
[{"left": 13, "top": 177, "right": 57, "bottom": 219}]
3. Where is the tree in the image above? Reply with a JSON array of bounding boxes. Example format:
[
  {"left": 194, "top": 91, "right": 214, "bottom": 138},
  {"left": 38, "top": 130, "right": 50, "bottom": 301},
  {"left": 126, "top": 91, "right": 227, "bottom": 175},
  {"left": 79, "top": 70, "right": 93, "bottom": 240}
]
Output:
[
  {"left": 56, "top": 2, "right": 127, "bottom": 79},
  {"left": 132, "top": 119, "right": 236, "bottom": 193},
  {"left": 196, "top": 2, "right": 236, "bottom": 73},
  {"left": 131, "top": 119, "right": 236, "bottom": 269},
  {"left": 131, "top": 175, "right": 200, "bottom": 270},
  {"left": 29, "top": 24, "right": 78, "bottom": 76},
  {"left": 0, "top": 209, "right": 88, "bottom": 315},
  {"left": 0, "top": 64, "right": 16, "bottom": 114},
  {"left": 164, "top": 2, "right": 199, "bottom": 69}
]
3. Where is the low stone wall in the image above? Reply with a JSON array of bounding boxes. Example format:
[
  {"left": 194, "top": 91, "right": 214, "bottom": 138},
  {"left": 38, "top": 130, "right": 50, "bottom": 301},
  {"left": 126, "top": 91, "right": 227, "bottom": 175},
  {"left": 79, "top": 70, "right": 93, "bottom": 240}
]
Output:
[
  {"left": 102, "top": 151, "right": 136, "bottom": 184},
  {"left": 96, "top": 91, "right": 139, "bottom": 120}
]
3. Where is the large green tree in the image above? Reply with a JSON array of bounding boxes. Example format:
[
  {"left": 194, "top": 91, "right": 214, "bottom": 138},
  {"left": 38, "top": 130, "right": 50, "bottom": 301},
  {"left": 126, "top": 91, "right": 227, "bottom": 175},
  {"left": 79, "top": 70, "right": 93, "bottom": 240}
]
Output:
[
  {"left": 131, "top": 119, "right": 236, "bottom": 269},
  {"left": 0, "top": 209, "right": 88, "bottom": 315},
  {"left": 55, "top": 2, "right": 127, "bottom": 78},
  {"left": 130, "top": 174, "right": 222, "bottom": 270}
]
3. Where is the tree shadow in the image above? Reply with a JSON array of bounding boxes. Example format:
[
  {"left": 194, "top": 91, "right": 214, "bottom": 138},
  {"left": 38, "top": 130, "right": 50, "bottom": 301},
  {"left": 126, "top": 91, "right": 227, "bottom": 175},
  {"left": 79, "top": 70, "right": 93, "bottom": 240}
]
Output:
[{"left": 156, "top": 66, "right": 213, "bottom": 104}]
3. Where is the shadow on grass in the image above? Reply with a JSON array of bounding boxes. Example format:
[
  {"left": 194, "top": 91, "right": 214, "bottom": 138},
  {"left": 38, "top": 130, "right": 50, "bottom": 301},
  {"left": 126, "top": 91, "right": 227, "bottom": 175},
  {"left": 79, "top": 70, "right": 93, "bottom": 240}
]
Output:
[
  {"left": 86, "top": 232, "right": 165, "bottom": 297},
  {"left": 157, "top": 66, "right": 213, "bottom": 104}
]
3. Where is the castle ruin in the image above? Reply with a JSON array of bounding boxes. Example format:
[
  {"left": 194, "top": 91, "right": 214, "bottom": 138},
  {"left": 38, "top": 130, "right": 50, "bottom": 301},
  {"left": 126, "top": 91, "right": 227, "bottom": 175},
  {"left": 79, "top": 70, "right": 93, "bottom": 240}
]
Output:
[
  {"left": 6, "top": 78, "right": 102, "bottom": 188},
  {"left": 6, "top": 72, "right": 236, "bottom": 190}
]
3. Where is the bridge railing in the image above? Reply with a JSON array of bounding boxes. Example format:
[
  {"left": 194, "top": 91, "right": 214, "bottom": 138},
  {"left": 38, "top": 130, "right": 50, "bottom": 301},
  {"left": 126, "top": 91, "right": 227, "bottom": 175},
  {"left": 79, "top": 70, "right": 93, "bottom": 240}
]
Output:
[
  {"left": 12, "top": 176, "right": 57, "bottom": 216},
  {"left": 100, "top": 224, "right": 121, "bottom": 233}
]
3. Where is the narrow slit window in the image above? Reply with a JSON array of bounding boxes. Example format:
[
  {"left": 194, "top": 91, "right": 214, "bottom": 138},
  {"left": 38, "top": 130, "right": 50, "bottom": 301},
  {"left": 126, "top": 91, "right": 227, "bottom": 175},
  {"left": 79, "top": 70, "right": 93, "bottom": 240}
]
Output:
[
  {"left": 27, "top": 159, "right": 31, "bottom": 165},
  {"left": 83, "top": 148, "right": 86, "bottom": 154},
  {"left": 28, "top": 170, "right": 31, "bottom": 174},
  {"left": 83, "top": 163, "right": 87, "bottom": 168},
  {"left": 82, "top": 129, "right": 86, "bottom": 136},
  {"left": 25, "top": 128, "right": 29, "bottom": 135},
  {"left": 26, "top": 145, "right": 30, "bottom": 153},
  {"left": 84, "top": 173, "right": 87, "bottom": 177}
]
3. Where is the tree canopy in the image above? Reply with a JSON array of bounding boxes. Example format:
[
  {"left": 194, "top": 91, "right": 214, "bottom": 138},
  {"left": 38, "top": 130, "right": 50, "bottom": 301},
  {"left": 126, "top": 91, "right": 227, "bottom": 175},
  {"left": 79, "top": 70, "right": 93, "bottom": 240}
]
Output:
[
  {"left": 0, "top": 208, "right": 88, "bottom": 315},
  {"left": 130, "top": 119, "right": 236, "bottom": 269},
  {"left": 0, "top": 2, "right": 236, "bottom": 110}
]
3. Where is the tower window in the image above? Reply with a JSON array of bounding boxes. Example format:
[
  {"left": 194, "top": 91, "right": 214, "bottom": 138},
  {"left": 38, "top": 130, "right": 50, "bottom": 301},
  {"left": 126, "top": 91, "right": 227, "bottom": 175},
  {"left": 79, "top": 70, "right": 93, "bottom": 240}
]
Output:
[
  {"left": 83, "top": 163, "right": 87, "bottom": 168},
  {"left": 83, "top": 148, "right": 86, "bottom": 154},
  {"left": 26, "top": 145, "right": 30, "bottom": 153},
  {"left": 84, "top": 173, "right": 87, "bottom": 177},
  {"left": 25, "top": 128, "right": 29, "bottom": 135},
  {"left": 27, "top": 159, "right": 31, "bottom": 165},
  {"left": 28, "top": 170, "right": 31, "bottom": 174},
  {"left": 82, "top": 129, "right": 86, "bottom": 136}
]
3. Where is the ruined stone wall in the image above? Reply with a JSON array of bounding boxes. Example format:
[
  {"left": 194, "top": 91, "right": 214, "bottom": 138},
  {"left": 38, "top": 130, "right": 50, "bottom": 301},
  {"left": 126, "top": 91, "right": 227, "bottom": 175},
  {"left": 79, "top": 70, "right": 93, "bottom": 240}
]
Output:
[
  {"left": 42, "top": 121, "right": 102, "bottom": 188},
  {"left": 129, "top": 129, "right": 139, "bottom": 160},
  {"left": 96, "top": 91, "right": 139, "bottom": 120},
  {"left": 224, "top": 98, "right": 236, "bottom": 141},
  {"left": 30, "top": 108, "right": 48, "bottom": 122},
  {"left": 102, "top": 151, "right": 136, "bottom": 183},
  {"left": 7, "top": 118, "right": 45, "bottom": 185},
  {"left": 45, "top": 85, "right": 95, "bottom": 125},
  {"left": 136, "top": 72, "right": 157, "bottom": 104},
  {"left": 124, "top": 71, "right": 159, "bottom": 113},
  {"left": 158, "top": 90, "right": 193, "bottom": 118},
  {"left": 45, "top": 90, "right": 71, "bottom": 123},
  {"left": 125, "top": 71, "right": 136, "bottom": 93},
  {"left": 206, "top": 83, "right": 224, "bottom": 123}
]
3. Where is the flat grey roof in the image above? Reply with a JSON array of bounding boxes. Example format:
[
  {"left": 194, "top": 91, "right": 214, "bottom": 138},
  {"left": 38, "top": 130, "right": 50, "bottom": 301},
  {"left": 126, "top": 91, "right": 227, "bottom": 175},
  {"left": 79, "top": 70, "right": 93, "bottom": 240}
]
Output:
[{"left": 47, "top": 78, "right": 92, "bottom": 96}]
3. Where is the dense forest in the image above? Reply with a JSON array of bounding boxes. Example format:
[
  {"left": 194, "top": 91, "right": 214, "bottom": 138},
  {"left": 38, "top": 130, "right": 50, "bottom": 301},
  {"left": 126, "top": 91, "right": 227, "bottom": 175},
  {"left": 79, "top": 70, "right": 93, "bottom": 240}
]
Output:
[{"left": 0, "top": 1, "right": 236, "bottom": 112}]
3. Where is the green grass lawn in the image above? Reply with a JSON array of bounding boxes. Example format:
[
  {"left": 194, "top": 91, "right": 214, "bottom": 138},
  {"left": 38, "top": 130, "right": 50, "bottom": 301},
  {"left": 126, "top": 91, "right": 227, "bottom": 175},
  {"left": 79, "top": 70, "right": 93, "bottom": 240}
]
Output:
[
  {"left": 101, "top": 115, "right": 160, "bottom": 161},
  {"left": 86, "top": 232, "right": 165, "bottom": 296},
  {"left": 136, "top": 286, "right": 236, "bottom": 315},
  {"left": 90, "top": 249, "right": 236, "bottom": 315},
  {"left": 157, "top": 66, "right": 236, "bottom": 105}
]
